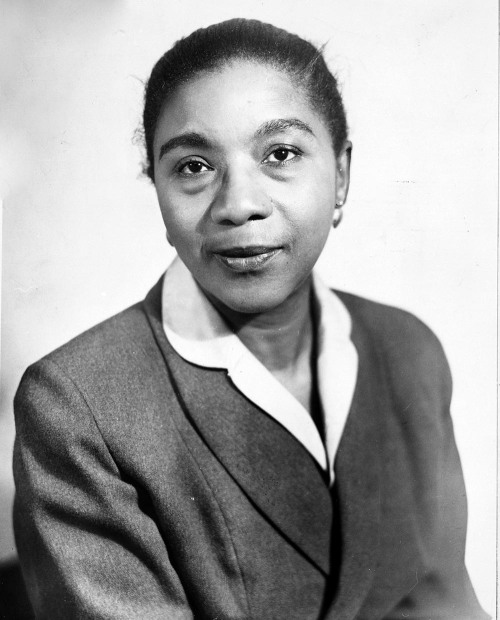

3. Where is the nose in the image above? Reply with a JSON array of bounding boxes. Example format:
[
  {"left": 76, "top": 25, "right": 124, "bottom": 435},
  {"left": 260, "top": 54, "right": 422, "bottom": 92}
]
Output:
[{"left": 210, "top": 168, "right": 273, "bottom": 226}]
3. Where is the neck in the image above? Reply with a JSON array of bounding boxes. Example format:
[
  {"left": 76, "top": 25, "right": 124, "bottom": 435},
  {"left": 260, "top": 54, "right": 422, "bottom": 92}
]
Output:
[{"left": 206, "top": 276, "right": 314, "bottom": 373}]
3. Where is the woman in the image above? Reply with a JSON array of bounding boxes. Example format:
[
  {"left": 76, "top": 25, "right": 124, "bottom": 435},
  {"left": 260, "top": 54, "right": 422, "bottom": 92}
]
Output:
[{"left": 13, "top": 18, "right": 488, "bottom": 620}]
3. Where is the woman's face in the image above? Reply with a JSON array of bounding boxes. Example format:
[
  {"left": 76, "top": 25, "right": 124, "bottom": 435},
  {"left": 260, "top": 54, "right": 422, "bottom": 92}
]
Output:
[{"left": 153, "top": 60, "right": 350, "bottom": 314}]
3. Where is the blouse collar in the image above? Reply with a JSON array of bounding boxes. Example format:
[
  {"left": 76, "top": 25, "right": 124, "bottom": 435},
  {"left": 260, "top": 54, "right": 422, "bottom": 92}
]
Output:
[{"left": 162, "top": 256, "right": 358, "bottom": 485}]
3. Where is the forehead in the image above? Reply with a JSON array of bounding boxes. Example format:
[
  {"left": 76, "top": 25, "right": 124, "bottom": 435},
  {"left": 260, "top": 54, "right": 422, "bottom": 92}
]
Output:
[{"left": 153, "top": 60, "right": 327, "bottom": 148}]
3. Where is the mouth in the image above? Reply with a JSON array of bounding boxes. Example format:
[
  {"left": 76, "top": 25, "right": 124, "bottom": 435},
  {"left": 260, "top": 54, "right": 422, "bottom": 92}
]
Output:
[{"left": 212, "top": 246, "right": 282, "bottom": 273}]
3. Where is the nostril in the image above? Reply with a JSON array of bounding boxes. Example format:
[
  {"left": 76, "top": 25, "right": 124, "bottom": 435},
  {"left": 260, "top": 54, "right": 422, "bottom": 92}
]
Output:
[{"left": 210, "top": 190, "right": 273, "bottom": 224}]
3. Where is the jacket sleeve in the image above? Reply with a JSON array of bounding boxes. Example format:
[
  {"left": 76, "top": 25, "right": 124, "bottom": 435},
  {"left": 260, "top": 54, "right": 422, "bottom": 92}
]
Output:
[
  {"left": 13, "top": 358, "right": 194, "bottom": 620},
  {"left": 383, "top": 340, "right": 490, "bottom": 620}
]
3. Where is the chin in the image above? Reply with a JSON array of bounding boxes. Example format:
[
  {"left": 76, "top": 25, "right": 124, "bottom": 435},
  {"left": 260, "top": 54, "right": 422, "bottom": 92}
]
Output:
[{"left": 211, "top": 282, "right": 291, "bottom": 316}]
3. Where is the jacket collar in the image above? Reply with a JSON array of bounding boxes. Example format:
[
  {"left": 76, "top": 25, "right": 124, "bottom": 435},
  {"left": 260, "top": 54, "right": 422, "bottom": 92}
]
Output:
[
  {"left": 144, "top": 275, "right": 334, "bottom": 575},
  {"left": 143, "top": 276, "right": 382, "bottom": 615},
  {"left": 161, "top": 257, "right": 358, "bottom": 485}
]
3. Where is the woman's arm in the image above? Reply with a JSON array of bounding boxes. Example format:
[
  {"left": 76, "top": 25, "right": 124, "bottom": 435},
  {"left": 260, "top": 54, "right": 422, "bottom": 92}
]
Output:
[
  {"left": 382, "top": 341, "right": 489, "bottom": 620},
  {"left": 13, "top": 358, "right": 193, "bottom": 620},
  {"left": 384, "top": 420, "right": 489, "bottom": 618}
]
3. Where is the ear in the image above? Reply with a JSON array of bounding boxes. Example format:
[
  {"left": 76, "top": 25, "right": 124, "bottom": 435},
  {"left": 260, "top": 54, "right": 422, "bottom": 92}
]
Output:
[{"left": 335, "top": 140, "right": 352, "bottom": 206}]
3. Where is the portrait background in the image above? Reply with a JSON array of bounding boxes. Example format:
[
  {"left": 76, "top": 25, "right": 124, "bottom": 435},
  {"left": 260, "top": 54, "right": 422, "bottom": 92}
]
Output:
[{"left": 1, "top": 0, "right": 497, "bottom": 613}]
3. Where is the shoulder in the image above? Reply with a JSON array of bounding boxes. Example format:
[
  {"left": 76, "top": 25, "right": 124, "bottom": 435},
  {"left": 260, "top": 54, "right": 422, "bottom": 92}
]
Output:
[
  {"left": 37, "top": 275, "right": 165, "bottom": 379},
  {"left": 18, "top": 294, "right": 169, "bottom": 417},
  {"left": 14, "top": 284, "right": 184, "bottom": 463},
  {"left": 335, "top": 289, "right": 447, "bottom": 360},
  {"left": 40, "top": 301, "right": 158, "bottom": 378},
  {"left": 335, "top": 290, "right": 439, "bottom": 346},
  {"left": 335, "top": 289, "right": 452, "bottom": 400}
]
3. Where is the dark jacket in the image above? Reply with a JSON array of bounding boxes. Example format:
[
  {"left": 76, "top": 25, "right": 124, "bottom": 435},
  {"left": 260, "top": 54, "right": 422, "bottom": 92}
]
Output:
[{"left": 13, "top": 278, "right": 488, "bottom": 619}]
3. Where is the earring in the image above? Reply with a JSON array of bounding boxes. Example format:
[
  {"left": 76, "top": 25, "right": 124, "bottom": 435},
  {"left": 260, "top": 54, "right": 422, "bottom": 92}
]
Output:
[{"left": 333, "top": 202, "right": 344, "bottom": 229}]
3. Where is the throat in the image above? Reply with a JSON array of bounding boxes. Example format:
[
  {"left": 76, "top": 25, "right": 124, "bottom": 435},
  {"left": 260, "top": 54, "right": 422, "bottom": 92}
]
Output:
[
  {"left": 269, "top": 313, "right": 323, "bottom": 437},
  {"left": 271, "top": 353, "right": 322, "bottom": 428},
  {"left": 207, "top": 275, "right": 324, "bottom": 430},
  {"left": 230, "top": 281, "right": 323, "bottom": 431},
  {"left": 213, "top": 275, "right": 315, "bottom": 372}
]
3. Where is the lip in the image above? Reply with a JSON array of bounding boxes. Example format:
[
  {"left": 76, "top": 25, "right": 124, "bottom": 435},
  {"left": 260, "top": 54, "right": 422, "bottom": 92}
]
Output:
[{"left": 212, "top": 246, "right": 282, "bottom": 272}]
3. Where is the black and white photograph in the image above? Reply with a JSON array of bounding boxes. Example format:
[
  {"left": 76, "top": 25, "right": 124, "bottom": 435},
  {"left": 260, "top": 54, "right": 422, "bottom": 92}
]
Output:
[{"left": 0, "top": 1, "right": 497, "bottom": 618}]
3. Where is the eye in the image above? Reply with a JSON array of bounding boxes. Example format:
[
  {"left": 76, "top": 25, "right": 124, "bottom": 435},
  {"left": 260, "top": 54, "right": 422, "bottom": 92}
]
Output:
[
  {"left": 177, "top": 159, "right": 213, "bottom": 176},
  {"left": 263, "top": 146, "right": 301, "bottom": 166}
]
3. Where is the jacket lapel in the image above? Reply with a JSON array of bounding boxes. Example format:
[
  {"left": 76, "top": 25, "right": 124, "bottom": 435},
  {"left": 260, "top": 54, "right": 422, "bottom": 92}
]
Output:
[
  {"left": 143, "top": 278, "right": 334, "bottom": 576},
  {"left": 325, "top": 305, "right": 383, "bottom": 619}
]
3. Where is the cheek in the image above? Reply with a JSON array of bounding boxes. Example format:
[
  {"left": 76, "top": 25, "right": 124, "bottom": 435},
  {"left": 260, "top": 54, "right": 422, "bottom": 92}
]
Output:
[
  {"left": 155, "top": 184, "right": 173, "bottom": 227},
  {"left": 288, "top": 181, "right": 336, "bottom": 241},
  {"left": 161, "top": 213, "right": 199, "bottom": 252},
  {"left": 156, "top": 188, "right": 199, "bottom": 247}
]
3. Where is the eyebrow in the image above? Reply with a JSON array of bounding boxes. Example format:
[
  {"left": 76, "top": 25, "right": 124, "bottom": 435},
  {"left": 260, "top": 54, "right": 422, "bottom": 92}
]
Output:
[
  {"left": 254, "top": 118, "right": 315, "bottom": 139},
  {"left": 159, "top": 133, "right": 211, "bottom": 160},
  {"left": 158, "top": 118, "right": 315, "bottom": 161}
]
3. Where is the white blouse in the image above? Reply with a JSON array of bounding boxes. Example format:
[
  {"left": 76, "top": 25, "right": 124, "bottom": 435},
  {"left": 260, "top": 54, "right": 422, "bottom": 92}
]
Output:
[{"left": 162, "top": 257, "right": 358, "bottom": 486}]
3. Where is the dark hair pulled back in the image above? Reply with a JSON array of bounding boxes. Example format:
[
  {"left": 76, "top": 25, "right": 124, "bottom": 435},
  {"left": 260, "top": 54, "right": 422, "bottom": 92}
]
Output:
[{"left": 142, "top": 18, "right": 348, "bottom": 182}]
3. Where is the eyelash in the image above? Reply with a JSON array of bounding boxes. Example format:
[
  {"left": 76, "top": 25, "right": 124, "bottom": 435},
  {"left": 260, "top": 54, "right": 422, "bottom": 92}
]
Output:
[
  {"left": 263, "top": 145, "right": 302, "bottom": 167},
  {"left": 174, "top": 144, "right": 302, "bottom": 177},
  {"left": 176, "top": 159, "right": 213, "bottom": 176}
]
